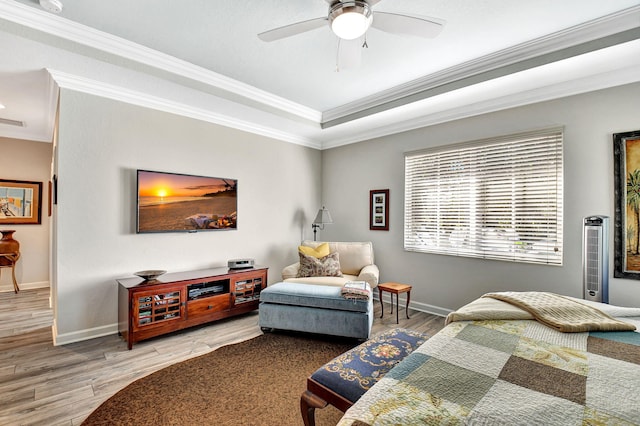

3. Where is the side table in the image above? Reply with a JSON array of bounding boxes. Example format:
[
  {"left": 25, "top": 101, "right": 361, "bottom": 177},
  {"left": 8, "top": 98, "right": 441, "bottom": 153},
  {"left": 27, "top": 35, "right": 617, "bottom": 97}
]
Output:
[
  {"left": 0, "top": 252, "right": 20, "bottom": 293},
  {"left": 377, "top": 282, "right": 412, "bottom": 324}
]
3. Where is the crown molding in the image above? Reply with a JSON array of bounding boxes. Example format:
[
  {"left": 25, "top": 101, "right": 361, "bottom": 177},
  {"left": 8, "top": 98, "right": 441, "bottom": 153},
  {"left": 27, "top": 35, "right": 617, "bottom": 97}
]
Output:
[
  {"left": 47, "top": 69, "right": 321, "bottom": 149},
  {"left": 321, "top": 63, "right": 640, "bottom": 150},
  {"left": 10, "top": 0, "right": 637, "bottom": 131},
  {"left": 322, "top": 5, "right": 640, "bottom": 126},
  {"left": 0, "top": 0, "right": 322, "bottom": 124},
  {"left": 3, "top": 1, "right": 639, "bottom": 149}
]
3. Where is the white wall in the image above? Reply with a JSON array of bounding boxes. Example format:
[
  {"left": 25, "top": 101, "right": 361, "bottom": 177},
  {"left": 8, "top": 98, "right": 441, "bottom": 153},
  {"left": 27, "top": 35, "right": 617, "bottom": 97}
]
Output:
[
  {"left": 321, "top": 82, "right": 640, "bottom": 313},
  {"left": 53, "top": 89, "right": 321, "bottom": 344},
  {"left": 0, "top": 137, "right": 51, "bottom": 292}
]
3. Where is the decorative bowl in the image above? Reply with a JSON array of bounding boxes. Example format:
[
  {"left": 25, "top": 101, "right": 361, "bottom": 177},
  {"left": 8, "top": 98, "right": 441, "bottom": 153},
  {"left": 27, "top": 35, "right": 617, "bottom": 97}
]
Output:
[{"left": 134, "top": 270, "right": 167, "bottom": 280}]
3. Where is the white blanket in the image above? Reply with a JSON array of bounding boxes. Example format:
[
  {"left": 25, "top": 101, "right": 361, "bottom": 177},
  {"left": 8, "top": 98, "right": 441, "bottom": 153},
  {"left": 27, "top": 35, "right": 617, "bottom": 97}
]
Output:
[{"left": 447, "top": 293, "right": 640, "bottom": 332}]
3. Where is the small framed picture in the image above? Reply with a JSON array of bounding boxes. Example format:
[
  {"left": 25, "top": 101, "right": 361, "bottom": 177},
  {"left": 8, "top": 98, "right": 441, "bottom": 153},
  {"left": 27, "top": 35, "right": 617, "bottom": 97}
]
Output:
[{"left": 369, "top": 189, "right": 389, "bottom": 231}]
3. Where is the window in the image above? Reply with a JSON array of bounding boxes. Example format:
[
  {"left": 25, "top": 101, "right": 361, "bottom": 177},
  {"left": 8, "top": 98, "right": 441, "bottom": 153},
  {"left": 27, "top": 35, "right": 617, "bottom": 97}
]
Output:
[{"left": 404, "top": 128, "right": 563, "bottom": 265}]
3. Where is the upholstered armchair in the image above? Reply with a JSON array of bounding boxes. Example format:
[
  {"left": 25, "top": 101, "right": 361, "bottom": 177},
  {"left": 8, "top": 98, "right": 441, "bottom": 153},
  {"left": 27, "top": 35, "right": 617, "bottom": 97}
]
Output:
[{"left": 281, "top": 240, "right": 379, "bottom": 288}]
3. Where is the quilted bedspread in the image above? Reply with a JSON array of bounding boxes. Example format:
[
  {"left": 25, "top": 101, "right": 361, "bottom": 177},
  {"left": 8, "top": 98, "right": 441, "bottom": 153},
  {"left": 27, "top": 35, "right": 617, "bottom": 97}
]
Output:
[{"left": 338, "top": 297, "right": 640, "bottom": 425}]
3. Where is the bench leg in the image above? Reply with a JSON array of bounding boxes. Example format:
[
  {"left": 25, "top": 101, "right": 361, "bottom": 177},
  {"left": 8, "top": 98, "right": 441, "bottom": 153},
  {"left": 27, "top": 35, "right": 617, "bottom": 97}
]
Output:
[{"left": 301, "top": 390, "right": 328, "bottom": 426}]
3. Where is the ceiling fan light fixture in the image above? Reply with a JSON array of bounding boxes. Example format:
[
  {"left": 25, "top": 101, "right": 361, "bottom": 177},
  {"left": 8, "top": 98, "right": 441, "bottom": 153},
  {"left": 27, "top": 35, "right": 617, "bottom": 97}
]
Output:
[{"left": 330, "top": 1, "right": 372, "bottom": 40}]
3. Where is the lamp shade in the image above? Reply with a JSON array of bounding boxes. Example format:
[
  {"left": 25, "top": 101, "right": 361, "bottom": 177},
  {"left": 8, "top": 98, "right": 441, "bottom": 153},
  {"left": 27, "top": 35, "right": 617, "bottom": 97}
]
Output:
[
  {"left": 329, "top": 1, "right": 372, "bottom": 40},
  {"left": 313, "top": 206, "right": 333, "bottom": 225}
]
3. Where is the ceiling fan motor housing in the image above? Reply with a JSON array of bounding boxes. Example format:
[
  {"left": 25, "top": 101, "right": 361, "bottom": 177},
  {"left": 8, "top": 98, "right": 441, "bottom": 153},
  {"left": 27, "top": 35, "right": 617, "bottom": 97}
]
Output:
[
  {"left": 329, "top": 1, "right": 373, "bottom": 40},
  {"left": 39, "top": 0, "right": 63, "bottom": 13}
]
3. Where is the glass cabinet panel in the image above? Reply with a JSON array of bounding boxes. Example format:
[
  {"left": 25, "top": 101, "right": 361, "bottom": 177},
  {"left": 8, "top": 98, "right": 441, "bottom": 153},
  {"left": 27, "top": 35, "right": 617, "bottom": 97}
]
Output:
[{"left": 136, "top": 290, "right": 182, "bottom": 326}]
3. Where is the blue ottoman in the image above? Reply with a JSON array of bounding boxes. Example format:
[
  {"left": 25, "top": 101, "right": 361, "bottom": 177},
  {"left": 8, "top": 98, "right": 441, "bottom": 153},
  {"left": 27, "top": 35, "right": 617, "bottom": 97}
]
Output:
[
  {"left": 259, "top": 282, "right": 373, "bottom": 339},
  {"left": 300, "top": 328, "right": 430, "bottom": 426}
]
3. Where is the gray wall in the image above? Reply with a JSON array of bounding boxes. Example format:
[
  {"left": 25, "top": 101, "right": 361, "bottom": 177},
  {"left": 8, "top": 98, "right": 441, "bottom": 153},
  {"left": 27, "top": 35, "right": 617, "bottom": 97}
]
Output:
[
  {"left": 50, "top": 82, "right": 640, "bottom": 344},
  {"left": 53, "top": 90, "right": 321, "bottom": 344},
  {"left": 320, "top": 82, "right": 640, "bottom": 312}
]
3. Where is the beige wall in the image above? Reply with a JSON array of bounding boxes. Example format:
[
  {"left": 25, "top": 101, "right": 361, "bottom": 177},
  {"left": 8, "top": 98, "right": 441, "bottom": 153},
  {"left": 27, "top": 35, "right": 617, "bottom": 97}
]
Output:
[
  {"left": 52, "top": 89, "right": 322, "bottom": 344},
  {"left": 0, "top": 137, "right": 51, "bottom": 292},
  {"left": 321, "top": 82, "right": 640, "bottom": 312}
]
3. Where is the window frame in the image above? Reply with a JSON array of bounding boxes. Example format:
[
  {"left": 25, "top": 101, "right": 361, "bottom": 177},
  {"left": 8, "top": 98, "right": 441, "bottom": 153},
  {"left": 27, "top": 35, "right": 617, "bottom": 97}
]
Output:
[{"left": 404, "top": 128, "right": 564, "bottom": 265}]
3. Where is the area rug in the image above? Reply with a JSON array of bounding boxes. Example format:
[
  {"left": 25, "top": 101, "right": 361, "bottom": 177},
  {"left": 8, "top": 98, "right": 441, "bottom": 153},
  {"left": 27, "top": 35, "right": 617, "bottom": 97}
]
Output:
[{"left": 82, "top": 332, "right": 358, "bottom": 426}]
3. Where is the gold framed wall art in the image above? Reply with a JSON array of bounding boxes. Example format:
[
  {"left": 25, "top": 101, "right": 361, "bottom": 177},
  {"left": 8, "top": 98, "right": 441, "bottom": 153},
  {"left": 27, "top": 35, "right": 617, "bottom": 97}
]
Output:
[
  {"left": 0, "top": 179, "right": 42, "bottom": 225},
  {"left": 613, "top": 129, "right": 640, "bottom": 279}
]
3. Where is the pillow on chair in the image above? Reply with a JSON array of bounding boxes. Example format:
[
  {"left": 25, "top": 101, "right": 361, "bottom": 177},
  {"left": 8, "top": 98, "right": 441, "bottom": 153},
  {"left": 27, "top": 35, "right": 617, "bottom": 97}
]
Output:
[
  {"left": 297, "top": 252, "right": 343, "bottom": 278},
  {"left": 298, "top": 242, "right": 330, "bottom": 258}
]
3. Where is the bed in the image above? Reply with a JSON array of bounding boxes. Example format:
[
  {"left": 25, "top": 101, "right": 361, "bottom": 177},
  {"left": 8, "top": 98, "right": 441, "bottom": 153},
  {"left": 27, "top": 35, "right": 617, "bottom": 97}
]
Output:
[{"left": 337, "top": 292, "right": 640, "bottom": 425}]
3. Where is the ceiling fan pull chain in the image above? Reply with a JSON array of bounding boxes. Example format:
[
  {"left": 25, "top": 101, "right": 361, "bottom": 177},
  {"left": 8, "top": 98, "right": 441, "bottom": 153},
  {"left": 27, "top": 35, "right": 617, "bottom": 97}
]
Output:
[
  {"left": 335, "top": 38, "right": 342, "bottom": 72},
  {"left": 362, "top": 35, "right": 368, "bottom": 49}
]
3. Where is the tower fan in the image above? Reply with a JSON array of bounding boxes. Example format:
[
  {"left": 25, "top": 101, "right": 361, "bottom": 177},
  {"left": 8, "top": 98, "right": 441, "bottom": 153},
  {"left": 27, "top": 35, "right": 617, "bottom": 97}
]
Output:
[{"left": 582, "top": 216, "right": 609, "bottom": 303}]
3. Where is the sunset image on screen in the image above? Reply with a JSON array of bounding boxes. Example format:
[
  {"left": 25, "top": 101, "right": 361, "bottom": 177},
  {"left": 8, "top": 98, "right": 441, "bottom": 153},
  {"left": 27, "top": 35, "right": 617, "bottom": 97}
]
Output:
[{"left": 137, "top": 170, "right": 237, "bottom": 233}]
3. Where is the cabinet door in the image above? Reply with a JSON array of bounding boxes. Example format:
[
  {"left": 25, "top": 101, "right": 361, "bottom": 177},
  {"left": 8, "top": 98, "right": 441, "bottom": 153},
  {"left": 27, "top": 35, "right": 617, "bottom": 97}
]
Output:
[
  {"left": 232, "top": 271, "right": 266, "bottom": 305},
  {"left": 132, "top": 286, "right": 184, "bottom": 330}
]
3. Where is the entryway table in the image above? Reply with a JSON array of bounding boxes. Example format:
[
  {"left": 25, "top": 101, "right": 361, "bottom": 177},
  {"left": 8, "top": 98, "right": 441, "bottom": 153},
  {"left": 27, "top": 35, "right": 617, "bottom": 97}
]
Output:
[{"left": 0, "top": 252, "right": 20, "bottom": 293}]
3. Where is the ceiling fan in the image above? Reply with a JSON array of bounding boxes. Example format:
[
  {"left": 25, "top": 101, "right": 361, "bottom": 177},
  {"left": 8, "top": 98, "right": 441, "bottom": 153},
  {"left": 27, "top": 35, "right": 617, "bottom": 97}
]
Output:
[{"left": 258, "top": 0, "right": 445, "bottom": 69}]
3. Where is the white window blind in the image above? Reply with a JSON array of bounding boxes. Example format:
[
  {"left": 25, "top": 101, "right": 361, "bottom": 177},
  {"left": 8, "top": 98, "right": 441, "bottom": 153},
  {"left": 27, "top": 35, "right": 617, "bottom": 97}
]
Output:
[{"left": 404, "top": 128, "right": 563, "bottom": 265}]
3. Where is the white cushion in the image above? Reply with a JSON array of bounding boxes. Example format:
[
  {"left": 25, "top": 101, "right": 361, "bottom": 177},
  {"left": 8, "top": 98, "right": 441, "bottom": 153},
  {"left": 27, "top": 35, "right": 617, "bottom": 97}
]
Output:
[{"left": 300, "top": 240, "right": 374, "bottom": 276}]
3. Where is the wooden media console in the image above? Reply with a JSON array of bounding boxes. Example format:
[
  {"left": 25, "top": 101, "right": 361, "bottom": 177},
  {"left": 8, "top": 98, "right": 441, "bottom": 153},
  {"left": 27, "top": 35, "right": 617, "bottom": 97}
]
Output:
[{"left": 117, "top": 266, "right": 267, "bottom": 349}]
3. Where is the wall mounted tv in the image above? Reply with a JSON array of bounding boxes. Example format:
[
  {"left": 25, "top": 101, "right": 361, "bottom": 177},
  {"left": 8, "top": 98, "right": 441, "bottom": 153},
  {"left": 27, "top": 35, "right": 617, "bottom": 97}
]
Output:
[{"left": 136, "top": 169, "right": 237, "bottom": 233}]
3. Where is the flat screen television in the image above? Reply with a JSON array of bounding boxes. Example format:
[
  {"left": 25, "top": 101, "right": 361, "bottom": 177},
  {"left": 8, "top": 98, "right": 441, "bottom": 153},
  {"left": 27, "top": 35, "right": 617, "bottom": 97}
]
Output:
[{"left": 136, "top": 169, "right": 237, "bottom": 233}]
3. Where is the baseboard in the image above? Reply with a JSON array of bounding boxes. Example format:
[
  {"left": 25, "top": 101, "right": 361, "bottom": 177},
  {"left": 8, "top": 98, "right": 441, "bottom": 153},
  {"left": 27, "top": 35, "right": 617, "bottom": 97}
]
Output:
[
  {"left": 0, "top": 281, "right": 49, "bottom": 293},
  {"left": 376, "top": 293, "right": 451, "bottom": 318},
  {"left": 53, "top": 322, "right": 118, "bottom": 346},
  {"left": 51, "top": 294, "right": 447, "bottom": 346}
]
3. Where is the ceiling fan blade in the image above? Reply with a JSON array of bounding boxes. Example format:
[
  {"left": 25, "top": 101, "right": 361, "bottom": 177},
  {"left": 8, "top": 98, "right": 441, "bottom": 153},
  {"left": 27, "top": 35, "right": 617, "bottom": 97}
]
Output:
[
  {"left": 326, "top": 0, "right": 383, "bottom": 4},
  {"left": 337, "top": 37, "right": 363, "bottom": 71},
  {"left": 372, "top": 12, "right": 444, "bottom": 38},
  {"left": 258, "top": 17, "right": 328, "bottom": 42},
  {"left": 324, "top": 0, "right": 383, "bottom": 6}
]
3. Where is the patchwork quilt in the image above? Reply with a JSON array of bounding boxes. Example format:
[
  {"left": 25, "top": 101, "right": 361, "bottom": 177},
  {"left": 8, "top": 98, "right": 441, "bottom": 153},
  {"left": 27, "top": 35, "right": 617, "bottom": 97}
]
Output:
[{"left": 338, "top": 296, "right": 640, "bottom": 425}]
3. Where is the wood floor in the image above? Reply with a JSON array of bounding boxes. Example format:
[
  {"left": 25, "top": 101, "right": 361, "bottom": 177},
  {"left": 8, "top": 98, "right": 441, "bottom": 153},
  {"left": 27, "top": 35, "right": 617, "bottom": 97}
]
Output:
[{"left": 0, "top": 288, "right": 445, "bottom": 426}]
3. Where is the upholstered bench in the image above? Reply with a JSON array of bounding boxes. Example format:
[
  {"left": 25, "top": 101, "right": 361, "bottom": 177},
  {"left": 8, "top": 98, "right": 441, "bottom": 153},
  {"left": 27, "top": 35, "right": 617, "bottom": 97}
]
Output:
[
  {"left": 258, "top": 282, "right": 373, "bottom": 339},
  {"left": 300, "top": 328, "right": 429, "bottom": 426}
]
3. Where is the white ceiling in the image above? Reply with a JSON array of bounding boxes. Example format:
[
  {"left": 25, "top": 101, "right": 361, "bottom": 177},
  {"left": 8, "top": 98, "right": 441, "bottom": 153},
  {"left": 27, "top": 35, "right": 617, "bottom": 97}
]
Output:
[{"left": 0, "top": 0, "right": 639, "bottom": 148}]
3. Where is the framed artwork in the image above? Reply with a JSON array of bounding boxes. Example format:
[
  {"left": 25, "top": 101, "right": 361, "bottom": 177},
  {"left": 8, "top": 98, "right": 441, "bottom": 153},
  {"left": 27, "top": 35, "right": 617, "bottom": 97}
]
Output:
[
  {"left": 369, "top": 189, "right": 389, "bottom": 231},
  {"left": 613, "top": 129, "right": 640, "bottom": 279},
  {"left": 48, "top": 180, "right": 52, "bottom": 216},
  {"left": 53, "top": 174, "right": 58, "bottom": 205},
  {"left": 0, "top": 179, "right": 43, "bottom": 225}
]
